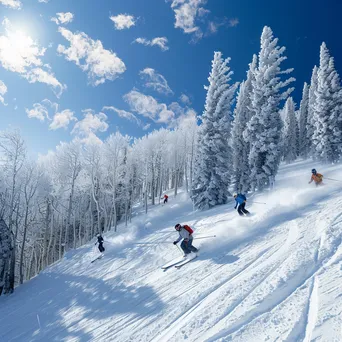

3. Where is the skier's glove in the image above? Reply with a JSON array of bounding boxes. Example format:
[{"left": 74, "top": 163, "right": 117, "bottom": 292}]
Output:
[{"left": 173, "top": 241, "right": 177, "bottom": 245}]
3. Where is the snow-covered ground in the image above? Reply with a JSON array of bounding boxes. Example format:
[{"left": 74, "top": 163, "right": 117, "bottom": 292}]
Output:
[{"left": 1, "top": 160, "right": 342, "bottom": 342}]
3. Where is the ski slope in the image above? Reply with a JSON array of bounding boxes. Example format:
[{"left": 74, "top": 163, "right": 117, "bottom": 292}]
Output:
[{"left": 1, "top": 160, "right": 342, "bottom": 342}]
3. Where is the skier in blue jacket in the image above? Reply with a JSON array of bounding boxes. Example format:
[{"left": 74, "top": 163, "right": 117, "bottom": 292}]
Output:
[{"left": 233, "top": 193, "right": 250, "bottom": 216}]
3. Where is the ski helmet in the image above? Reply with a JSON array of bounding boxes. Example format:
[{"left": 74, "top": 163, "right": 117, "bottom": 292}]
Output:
[
  {"left": 233, "top": 192, "right": 238, "bottom": 197},
  {"left": 312, "top": 168, "right": 317, "bottom": 174},
  {"left": 96, "top": 233, "right": 100, "bottom": 237},
  {"left": 175, "top": 223, "right": 181, "bottom": 231}
]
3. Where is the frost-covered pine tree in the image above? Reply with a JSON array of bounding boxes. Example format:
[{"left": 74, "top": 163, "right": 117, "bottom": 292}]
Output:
[
  {"left": 298, "top": 82, "right": 310, "bottom": 158},
  {"left": 312, "top": 42, "right": 342, "bottom": 163},
  {"left": 191, "top": 51, "right": 238, "bottom": 210},
  {"left": 307, "top": 66, "right": 318, "bottom": 157},
  {"left": 244, "top": 26, "right": 295, "bottom": 190},
  {"left": 232, "top": 55, "right": 257, "bottom": 192},
  {"left": 282, "top": 97, "right": 298, "bottom": 163}
]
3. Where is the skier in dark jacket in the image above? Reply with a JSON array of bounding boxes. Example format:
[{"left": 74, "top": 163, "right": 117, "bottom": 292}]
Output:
[
  {"left": 233, "top": 193, "right": 250, "bottom": 216},
  {"left": 173, "top": 223, "right": 198, "bottom": 255},
  {"left": 95, "top": 233, "right": 105, "bottom": 253}
]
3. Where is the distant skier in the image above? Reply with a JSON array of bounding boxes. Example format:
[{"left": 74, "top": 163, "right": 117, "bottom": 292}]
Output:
[
  {"left": 163, "top": 194, "right": 168, "bottom": 204},
  {"left": 173, "top": 223, "right": 198, "bottom": 255},
  {"left": 233, "top": 193, "right": 250, "bottom": 216},
  {"left": 95, "top": 233, "right": 105, "bottom": 253},
  {"left": 309, "top": 169, "right": 323, "bottom": 186}
]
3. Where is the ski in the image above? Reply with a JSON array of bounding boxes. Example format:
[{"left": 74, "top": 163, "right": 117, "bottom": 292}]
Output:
[
  {"left": 161, "top": 256, "right": 186, "bottom": 271},
  {"left": 175, "top": 255, "right": 197, "bottom": 269},
  {"left": 91, "top": 254, "right": 104, "bottom": 263}
]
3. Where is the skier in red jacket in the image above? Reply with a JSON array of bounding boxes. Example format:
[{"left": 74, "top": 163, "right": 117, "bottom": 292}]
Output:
[
  {"left": 163, "top": 194, "right": 168, "bottom": 204},
  {"left": 173, "top": 223, "right": 198, "bottom": 255}
]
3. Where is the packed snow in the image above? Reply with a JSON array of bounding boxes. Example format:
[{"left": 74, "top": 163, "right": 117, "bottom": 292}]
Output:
[{"left": 1, "top": 160, "right": 342, "bottom": 342}]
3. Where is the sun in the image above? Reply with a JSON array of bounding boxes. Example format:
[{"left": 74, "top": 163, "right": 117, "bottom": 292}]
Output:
[
  {"left": 0, "top": 18, "right": 43, "bottom": 73},
  {"left": 8, "top": 29, "right": 33, "bottom": 50}
]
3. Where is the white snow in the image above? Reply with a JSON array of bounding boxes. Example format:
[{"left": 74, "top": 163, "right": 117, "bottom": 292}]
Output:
[{"left": 1, "top": 159, "right": 342, "bottom": 342}]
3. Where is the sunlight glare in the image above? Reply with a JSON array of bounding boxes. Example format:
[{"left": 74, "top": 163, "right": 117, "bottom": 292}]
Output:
[{"left": 0, "top": 21, "right": 43, "bottom": 73}]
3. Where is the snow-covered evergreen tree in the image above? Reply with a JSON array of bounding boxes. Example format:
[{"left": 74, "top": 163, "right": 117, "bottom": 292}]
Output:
[
  {"left": 232, "top": 55, "right": 257, "bottom": 192},
  {"left": 282, "top": 97, "right": 298, "bottom": 163},
  {"left": 191, "top": 51, "right": 238, "bottom": 210},
  {"left": 312, "top": 42, "right": 342, "bottom": 163},
  {"left": 244, "top": 26, "right": 295, "bottom": 190},
  {"left": 298, "top": 82, "right": 310, "bottom": 158},
  {"left": 307, "top": 66, "right": 318, "bottom": 157}
]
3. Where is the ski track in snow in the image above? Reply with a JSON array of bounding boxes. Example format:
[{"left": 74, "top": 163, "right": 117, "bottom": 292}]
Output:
[{"left": 1, "top": 160, "right": 342, "bottom": 342}]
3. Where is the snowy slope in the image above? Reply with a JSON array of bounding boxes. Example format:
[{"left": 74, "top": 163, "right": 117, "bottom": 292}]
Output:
[{"left": 1, "top": 160, "right": 342, "bottom": 342}]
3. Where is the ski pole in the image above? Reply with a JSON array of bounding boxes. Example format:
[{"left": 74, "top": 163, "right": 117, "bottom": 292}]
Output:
[
  {"left": 175, "top": 243, "right": 184, "bottom": 256},
  {"left": 324, "top": 177, "right": 342, "bottom": 182},
  {"left": 194, "top": 235, "right": 216, "bottom": 240}
]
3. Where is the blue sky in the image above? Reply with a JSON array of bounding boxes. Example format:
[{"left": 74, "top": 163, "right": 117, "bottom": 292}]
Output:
[{"left": 0, "top": 0, "right": 341, "bottom": 156}]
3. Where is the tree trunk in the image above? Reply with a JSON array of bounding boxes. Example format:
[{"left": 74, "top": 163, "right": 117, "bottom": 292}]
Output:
[
  {"left": 46, "top": 212, "right": 54, "bottom": 266},
  {"left": 42, "top": 199, "right": 51, "bottom": 269},
  {"left": 7, "top": 232, "right": 16, "bottom": 293},
  {"left": 73, "top": 213, "right": 76, "bottom": 249},
  {"left": 151, "top": 159, "right": 155, "bottom": 205},
  {"left": 59, "top": 220, "right": 63, "bottom": 260},
  {"left": 19, "top": 203, "right": 29, "bottom": 284},
  {"left": 65, "top": 172, "right": 77, "bottom": 249}
]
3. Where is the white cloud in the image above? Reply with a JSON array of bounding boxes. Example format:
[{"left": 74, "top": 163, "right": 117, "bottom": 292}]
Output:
[
  {"left": 0, "top": 18, "right": 65, "bottom": 96},
  {"left": 206, "top": 18, "right": 231, "bottom": 35},
  {"left": 142, "top": 123, "right": 150, "bottom": 130},
  {"left": 26, "top": 99, "right": 75, "bottom": 130},
  {"left": 124, "top": 90, "right": 160, "bottom": 119},
  {"left": 71, "top": 110, "right": 108, "bottom": 144},
  {"left": 0, "top": 0, "right": 21, "bottom": 10},
  {"left": 207, "top": 21, "right": 219, "bottom": 34},
  {"left": 50, "top": 109, "right": 76, "bottom": 130},
  {"left": 38, "top": 0, "right": 49, "bottom": 2},
  {"left": 169, "top": 0, "right": 209, "bottom": 39},
  {"left": 168, "top": 102, "right": 198, "bottom": 128},
  {"left": 24, "top": 68, "right": 66, "bottom": 97},
  {"left": 179, "top": 93, "right": 191, "bottom": 105},
  {"left": 124, "top": 90, "right": 174, "bottom": 124},
  {"left": 51, "top": 12, "right": 74, "bottom": 25},
  {"left": 168, "top": 101, "right": 185, "bottom": 116},
  {"left": 26, "top": 102, "right": 50, "bottom": 121},
  {"left": 133, "top": 37, "right": 169, "bottom": 51},
  {"left": 139, "top": 68, "right": 173, "bottom": 95},
  {"left": 102, "top": 106, "right": 140, "bottom": 125},
  {"left": 157, "top": 104, "right": 175, "bottom": 123},
  {"left": 110, "top": 14, "right": 135, "bottom": 30},
  {"left": 0, "top": 80, "right": 7, "bottom": 105},
  {"left": 229, "top": 18, "right": 239, "bottom": 27},
  {"left": 57, "top": 27, "right": 126, "bottom": 86},
  {"left": 176, "top": 108, "right": 198, "bottom": 127}
]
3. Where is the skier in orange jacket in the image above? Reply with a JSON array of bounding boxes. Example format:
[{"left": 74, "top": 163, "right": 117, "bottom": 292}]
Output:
[{"left": 309, "top": 169, "right": 323, "bottom": 186}]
